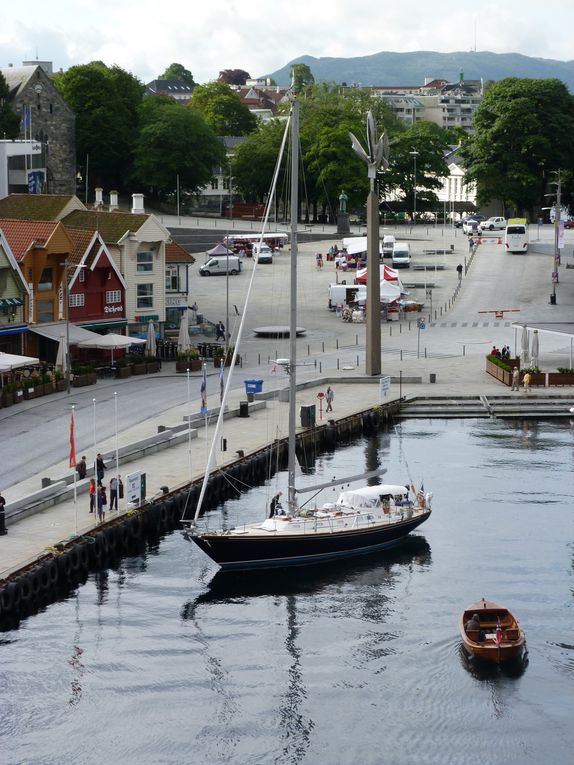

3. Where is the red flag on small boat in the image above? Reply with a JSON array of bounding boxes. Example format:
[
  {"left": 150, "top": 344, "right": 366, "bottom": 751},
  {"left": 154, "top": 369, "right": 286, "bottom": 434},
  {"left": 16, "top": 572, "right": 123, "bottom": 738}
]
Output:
[{"left": 495, "top": 624, "right": 503, "bottom": 644}]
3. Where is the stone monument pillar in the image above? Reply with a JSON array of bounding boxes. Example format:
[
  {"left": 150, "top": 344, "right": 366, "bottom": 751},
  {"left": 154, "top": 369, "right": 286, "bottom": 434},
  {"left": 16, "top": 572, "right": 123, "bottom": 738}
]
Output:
[{"left": 337, "top": 189, "right": 350, "bottom": 235}]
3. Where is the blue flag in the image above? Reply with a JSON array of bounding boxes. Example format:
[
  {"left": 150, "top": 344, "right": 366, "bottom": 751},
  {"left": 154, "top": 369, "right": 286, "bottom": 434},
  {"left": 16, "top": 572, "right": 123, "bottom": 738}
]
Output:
[{"left": 200, "top": 363, "right": 207, "bottom": 415}]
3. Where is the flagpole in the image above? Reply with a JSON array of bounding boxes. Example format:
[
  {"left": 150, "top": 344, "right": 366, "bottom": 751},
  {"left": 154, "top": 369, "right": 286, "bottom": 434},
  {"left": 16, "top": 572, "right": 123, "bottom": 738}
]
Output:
[
  {"left": 114, "top": 391, "right": 119, "bottom": 512},
  {"left": 92, "top": 397, "right": 97, "bottom": 491},
  {"left": 70, "top": 405, "right": 78, "bottom": 535},
  {"left": 187, "top": 369, "right": 193, "bottom": 481}
]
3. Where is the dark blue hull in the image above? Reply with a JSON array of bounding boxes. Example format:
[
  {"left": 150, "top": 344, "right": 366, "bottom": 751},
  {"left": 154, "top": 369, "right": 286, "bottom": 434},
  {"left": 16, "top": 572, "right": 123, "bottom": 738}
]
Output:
[{"left": 191, "top": 510, "right": 431, "bottom": 570}]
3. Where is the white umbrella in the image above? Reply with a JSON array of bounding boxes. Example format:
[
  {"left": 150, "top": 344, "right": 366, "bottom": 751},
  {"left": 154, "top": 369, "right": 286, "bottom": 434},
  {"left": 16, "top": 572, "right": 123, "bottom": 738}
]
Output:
[
  {"left": 531, "top": 329, "right": 539, "bottom": 368},
  {"left": 520, "top": 325, "right": 530, "bottom": 366},
  {"left": 77, "top": 333, "right": 146, "bottom": 366},
  {"left": 145, "top": 320, "right": 157, "bottom": 358},
  {"left": 0, "top": 351, "right": 40, "bottom": 388},
  {"left": 177, "top": 309, "right": 192, "bottom": 353},
  {"left": 55, "top": 336, "right": 68, "bottom": 373}
]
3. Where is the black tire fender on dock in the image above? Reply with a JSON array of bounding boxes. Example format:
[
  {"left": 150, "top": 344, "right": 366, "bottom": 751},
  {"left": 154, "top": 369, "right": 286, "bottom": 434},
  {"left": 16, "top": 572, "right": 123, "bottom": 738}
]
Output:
[
  {"left": 19, "top": 575, "right": 33, "bottom": 603},
  {"left": 56, "top": 551, "right": 73, "bottom": 579},
  {"left": 47, "top": 558, "right": 59, "bottom": 585},
  {"left": 104, "top": 525, "right": 118, "bottom": 552},
  {"left": 69, "top": 546, "right": 82, "bottom": 572},
  {"left": 129, "top": 515, "right": 143, "bottom": 539},
  {"left": 1, "top": 581, "right": 21, "bottom": 612}
]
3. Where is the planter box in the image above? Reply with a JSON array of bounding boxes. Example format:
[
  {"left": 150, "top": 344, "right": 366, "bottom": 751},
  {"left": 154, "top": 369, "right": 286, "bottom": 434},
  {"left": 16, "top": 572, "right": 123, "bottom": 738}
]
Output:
[
  {"left": 72, "top": 372, "right": 97, "bottom": 388},
  {"left": 131, "top": 363, "right": 147, "bottom": 375},
  {"left": 115, "top": 366, "right": 132, "bottom": 379},
  {"left": 1, "top": 392, "right": 14, "bottom": 407},
  {"left": 23, "top": 386, "right": 37, "bottom": 400},
  {"left": 213, "top": 355, "right": 240, "bottom": 368},
  {"left": 56, "top": 379, "right": 67, "bottom": 392},
  {"left": 14, "top": 389, "right": 24, "bottom": 403},
  {"left": 548, "top": 372, "right": 574, "bottom": 386},
  {"left": 176, "top": 359, "right": 201, "bottom": 372},
  {"left": 146, "top": 361, "right": 160, "bottom": 373},
  {"left": 485, "top": 358, "right": 513, "bottom": 386}
]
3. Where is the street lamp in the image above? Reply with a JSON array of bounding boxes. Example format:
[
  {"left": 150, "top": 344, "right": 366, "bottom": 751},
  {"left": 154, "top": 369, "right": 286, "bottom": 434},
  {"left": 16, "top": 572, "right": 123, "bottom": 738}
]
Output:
[
  {"left": 61, "top": 259, "right": 86, "bottom": 394},
  {"left": 410, "top": 150, "right": 419, "bottom": 224}
]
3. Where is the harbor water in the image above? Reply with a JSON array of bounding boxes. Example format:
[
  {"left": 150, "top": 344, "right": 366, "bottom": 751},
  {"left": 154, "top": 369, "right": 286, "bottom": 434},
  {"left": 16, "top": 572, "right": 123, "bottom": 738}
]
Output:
[{"left": 1, "top": 418, "right": 573, "bottom": 765}]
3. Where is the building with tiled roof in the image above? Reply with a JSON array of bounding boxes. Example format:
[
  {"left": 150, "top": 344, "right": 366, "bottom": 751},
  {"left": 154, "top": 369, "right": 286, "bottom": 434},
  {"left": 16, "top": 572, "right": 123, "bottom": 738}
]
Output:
[
  {"left": 0, "top": 193, "right": 85, "bottom": 221},
  {"left": 0, "top": 227, "right": 30, "bottom": 353},
  {"left": 164, "top": 239, "right": 195, "bottom": 323},
  {"left": 145, "top": 79, "right": 194, "bottom": 103},
  {"left": 0, "top": 63, "right": 76, "bottom": 194}
]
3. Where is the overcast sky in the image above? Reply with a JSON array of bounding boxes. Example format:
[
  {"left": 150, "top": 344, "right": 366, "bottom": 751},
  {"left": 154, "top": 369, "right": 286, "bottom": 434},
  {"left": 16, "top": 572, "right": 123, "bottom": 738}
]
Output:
[{"left": 1, "top": 0, "right": 567, "bottom": 84}]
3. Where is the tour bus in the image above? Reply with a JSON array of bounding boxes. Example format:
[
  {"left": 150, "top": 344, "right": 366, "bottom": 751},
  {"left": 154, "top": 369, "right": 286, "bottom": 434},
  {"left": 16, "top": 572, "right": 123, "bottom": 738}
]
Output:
[
  {"left": 504, "top": 219, "right": 529, "bottom": 254},
  {"left": 222, "top": 233, "right": 289, "bottom": 256}
]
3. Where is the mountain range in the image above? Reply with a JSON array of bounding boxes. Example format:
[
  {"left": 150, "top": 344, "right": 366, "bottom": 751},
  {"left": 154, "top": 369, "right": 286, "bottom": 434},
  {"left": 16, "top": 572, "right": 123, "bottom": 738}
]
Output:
[{"left": 265, "top": 51, "right": 574, "bottom": 90}]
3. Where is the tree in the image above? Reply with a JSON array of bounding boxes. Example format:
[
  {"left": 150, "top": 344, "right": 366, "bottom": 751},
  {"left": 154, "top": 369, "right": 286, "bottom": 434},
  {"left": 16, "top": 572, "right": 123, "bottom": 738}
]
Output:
[
  {"left": 290, "top": 63, "right": 314, "bottom": 93},
  {"left": 190, "top": 80, "right": 257, "bottom": 136},
  {"left": 219, "top": 69, "right": 250, "bottom": 86},
  {"left": 460, "top": 78, "right": 574, "bottom": 216},
  {"left": 132, "top": 96, "right": 225, "bottom": 195},
  {"left": 382, "top": 121, "right": 451, "bottom": 216},
  {"left": 0, "top": 72, "right": 20, "bottom": 139},
  {"left": 54, "top": 62, "right": 144, "bottom": 191},
  {"left": 159, "top": 63, "right": 195, "bottom": 85},
  {"left": 231, "top": 119, "right": 287, "bottom": 203}
]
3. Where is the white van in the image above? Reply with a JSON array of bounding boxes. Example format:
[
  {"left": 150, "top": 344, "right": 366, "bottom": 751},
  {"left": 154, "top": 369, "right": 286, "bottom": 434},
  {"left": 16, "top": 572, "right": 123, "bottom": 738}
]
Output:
[
  {"left": 391, "top": 242, "right": 411, "bottom": 268},
  {"left": 505, "top": 219, "right": 529, "bottom": 254},
  {"left": 382, "top": 235, "right": 396, "bottom": 259},
  {"left": 253, "top": 242, "right": 273, "bottom": 264},
  {"left": 199, "top": 255, "right": 242, "bottom": 276}
]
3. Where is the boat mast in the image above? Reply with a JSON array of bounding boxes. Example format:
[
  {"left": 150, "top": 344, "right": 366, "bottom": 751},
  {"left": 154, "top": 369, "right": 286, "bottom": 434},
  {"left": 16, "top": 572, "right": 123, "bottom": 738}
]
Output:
[{"left": 288, "top": 96, "right": 299, "bottom": 513}]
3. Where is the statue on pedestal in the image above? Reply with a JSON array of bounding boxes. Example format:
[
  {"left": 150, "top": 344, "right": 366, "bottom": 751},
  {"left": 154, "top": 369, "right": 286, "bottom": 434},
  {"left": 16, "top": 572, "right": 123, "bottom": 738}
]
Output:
[{"left": 338, "top": 189, "right": 348, "bottom": 214}]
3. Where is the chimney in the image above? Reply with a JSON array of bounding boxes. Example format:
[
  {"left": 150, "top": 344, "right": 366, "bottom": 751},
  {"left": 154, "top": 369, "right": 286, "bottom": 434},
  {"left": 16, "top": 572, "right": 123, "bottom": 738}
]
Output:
[
  {"left": 131, "top": 193, "right": 145, "bottom": 214},
  {"left": 95, "top": 187, "right": 103, "bottom": 207},
  {"left": 109, "top": 190, "right": 119, "bottom": 210}
]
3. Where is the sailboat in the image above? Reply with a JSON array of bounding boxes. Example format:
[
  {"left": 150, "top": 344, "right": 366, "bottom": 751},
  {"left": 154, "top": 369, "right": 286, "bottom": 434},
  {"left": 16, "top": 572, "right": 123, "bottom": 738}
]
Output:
[{"left": 182, "top": 96, "right": 432, "bottom": 570}]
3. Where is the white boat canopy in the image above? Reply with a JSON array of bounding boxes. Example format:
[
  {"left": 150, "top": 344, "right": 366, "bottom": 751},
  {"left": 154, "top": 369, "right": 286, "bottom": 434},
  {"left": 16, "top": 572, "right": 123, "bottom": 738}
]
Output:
[{"left": 337, "top": 484, "right": 410, "bottom": 509}]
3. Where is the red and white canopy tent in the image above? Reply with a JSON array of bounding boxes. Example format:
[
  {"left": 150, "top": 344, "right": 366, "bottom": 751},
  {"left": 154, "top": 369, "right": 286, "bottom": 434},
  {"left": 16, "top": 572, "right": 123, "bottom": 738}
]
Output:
[{"left": 355, "top": 264, "right": 400, "bottom": 283}]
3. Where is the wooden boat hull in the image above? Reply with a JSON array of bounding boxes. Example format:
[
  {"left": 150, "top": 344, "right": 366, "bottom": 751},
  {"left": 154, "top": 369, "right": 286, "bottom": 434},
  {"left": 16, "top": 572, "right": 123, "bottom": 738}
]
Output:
[
  {"left": 459, "top": 599, "right": 525, "bottom": 664},
  {"left": 190, "top": 510, "right": 431, "bottom": 570}
]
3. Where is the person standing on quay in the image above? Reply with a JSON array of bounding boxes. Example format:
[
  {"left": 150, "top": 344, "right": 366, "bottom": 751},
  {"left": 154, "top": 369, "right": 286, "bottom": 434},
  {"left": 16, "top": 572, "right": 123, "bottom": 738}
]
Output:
[
  {"left": 325, "top": 386, "right": 334, "bottom": 413},
  {"left": 76, "top": 456, "right": 87, "bottom": 480},
  {"left": 96, "top": 453, "right": 106, "bottom": 482},
  {"left": 109, "top": 475, "right": 120, "bottom": 512},
  {"left": 511, "top": 367, "right": 520, "bottom": 391},
  {"left": 88, "top": 478, "right": 96, "bottom": 513},
  {"left": 97, "top": 484, "right": 107, "bottom": 524}
]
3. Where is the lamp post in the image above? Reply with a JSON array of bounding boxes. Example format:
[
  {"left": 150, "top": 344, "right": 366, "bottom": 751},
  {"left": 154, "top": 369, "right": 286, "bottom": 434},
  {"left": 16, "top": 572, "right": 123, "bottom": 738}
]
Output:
[
  {"left": 61, "top": 259, "right": 86, "bottom": 394},
  {"left": 410, "top": 150, "right": 419, "bottom": 225},
  {"left": 552, "top": 169, "right": 561, "bottom": 304},
  {"left": 350, "top": 112, "right": 390, "bottom": 376}
]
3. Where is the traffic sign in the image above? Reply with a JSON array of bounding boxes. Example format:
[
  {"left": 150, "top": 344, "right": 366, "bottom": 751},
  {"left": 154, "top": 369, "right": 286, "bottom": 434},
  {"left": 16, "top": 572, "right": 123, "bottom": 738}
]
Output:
[{"left": 418, "top": 318, "right": 426, "bottom": 329}]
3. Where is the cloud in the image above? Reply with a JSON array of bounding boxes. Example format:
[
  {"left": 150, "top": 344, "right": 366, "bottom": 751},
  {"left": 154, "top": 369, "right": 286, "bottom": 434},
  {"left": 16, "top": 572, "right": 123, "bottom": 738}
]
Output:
[{"left": 0, "top": 0, "right": 571, "bottom": 84}]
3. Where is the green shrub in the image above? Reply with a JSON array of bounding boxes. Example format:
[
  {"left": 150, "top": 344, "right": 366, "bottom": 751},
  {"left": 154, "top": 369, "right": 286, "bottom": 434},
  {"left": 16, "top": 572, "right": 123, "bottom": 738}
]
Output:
[
  {"left": 486, "top": 354, "right": 512, "bottom": 372},
  {"left": 557, "top": 367, "right": 574, "bottom": 373}
]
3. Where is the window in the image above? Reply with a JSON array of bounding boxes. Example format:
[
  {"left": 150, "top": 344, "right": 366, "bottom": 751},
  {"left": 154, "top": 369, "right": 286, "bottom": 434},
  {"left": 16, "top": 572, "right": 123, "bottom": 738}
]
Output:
[
  {"left": 165, "top": 266, "right": 179, "bottom": 291},
  {"left": 79, "top": 269, "right": 85, "bottom": 282},
  {"left": 211, "top": 179, "right": 219, "bottom": 190},
  {"left": 69, "top": 293, "right": 85, "bottom": 307},
  {"left": 106, "top": 290, "right": 121, "bottom": 304},
  {"left": 37, "top": 299, "right": 54, "bottom": 322},
  {"left": 137, "top": 251, "right": 153, "bottom": 272},
  {"left": 137, "top": 283, "right": 153, "bottom": 309},
  {"left": 38, "top": 267, "right": 53, "bottom": 291}
]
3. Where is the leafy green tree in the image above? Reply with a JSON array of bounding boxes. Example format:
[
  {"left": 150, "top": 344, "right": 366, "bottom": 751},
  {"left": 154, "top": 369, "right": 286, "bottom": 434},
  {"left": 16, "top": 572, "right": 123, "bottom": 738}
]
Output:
[
  {"left": 231, "top": 119, "right": 286, "bottom": 202},
  {"left": 290, "top": 63, "right": 314, "bottom": 92},
  {"left": 159, "top": 63, "right": 195, "bottom": 85},
  {"left": 54, "top": 62, "right": 144, "bottom": 191},
  {"left": 0, "top": 72, "right": 20, "bottom": 139},
  {"left": 190, "top": 80, "right": 257, "bottom": 136},
  {"left": 219, "top": 69, "right": 250, "bottom": 86},
  {"left": 381, "top": 121, "right": 451, "bottom": 216},
  {"left": 132, "top": 96, "right": 225, "bottom": 195},
  {"left": 460, "top": 78, "right": 574, "bottom": 216}
]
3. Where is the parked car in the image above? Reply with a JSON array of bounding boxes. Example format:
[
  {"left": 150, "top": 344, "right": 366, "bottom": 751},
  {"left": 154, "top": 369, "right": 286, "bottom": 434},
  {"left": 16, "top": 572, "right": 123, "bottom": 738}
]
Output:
[
  {"left": 457, "top": 214, "right": 485, "bottom": 229},
  {"left": 563, "top": 219, "right": 574, "bottom": 229},
  {"left": 479, "top": 216, "right": 507, "bottom": 232}
]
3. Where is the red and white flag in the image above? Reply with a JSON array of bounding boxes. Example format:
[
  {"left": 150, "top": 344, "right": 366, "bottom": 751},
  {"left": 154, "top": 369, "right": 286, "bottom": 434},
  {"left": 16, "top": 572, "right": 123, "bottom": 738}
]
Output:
[{"left": 68, "top": 411, "right": 77, "bottom": 468}]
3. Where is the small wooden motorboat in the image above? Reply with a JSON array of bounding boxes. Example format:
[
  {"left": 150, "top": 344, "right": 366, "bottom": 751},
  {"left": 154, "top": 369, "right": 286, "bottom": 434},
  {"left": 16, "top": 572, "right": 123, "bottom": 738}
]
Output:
[{"left": 459, "top": 598, "right": 525, "bottom": 664}]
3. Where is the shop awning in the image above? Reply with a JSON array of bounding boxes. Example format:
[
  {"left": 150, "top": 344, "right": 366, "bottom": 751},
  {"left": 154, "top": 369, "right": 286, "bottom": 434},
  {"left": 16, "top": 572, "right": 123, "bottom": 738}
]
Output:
[
  {"left": 28, "top": 322, "right": 104, "bottom": 344},
  {"left": 78, "top": 319, "right": 128, "bottom": 330},
  {"left": 0, "top": 297, "right": 24, "bottom": 307}
]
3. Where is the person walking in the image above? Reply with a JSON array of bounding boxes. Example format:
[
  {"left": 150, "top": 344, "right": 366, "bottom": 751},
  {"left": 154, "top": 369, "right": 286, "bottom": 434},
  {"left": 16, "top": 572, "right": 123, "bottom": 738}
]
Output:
[
  {"left": 76, "top": 456, "right": 87, "bottom": 480},
  {"left": 109, "top": 475, "right": 120, "bottom": 512},
  {"left": 468, "top": 236, "right": 474, "bottom": 253},
  {"left": 96, "top": 453, "right": 106, "bottom": 482},
  {"left": 511, "top": 367, "right": 520, "bottom": 391},
  {"left": 456, "top": 263, "right": 463, "bottom": 280},
  {"left": 523, "top": 371, "right": 532, "bottom": 393},
  {"left": 325, "top": 385, "right": 334, "bottom": 413},
  {"left": 88, "top": 478, "right": 97, "bottom": 513},
  {"left": 97, "top": 484, "right": 107, "bottom": 524},
  {"left": 216, "top": 321, "right": 225, "bottom": 341}
]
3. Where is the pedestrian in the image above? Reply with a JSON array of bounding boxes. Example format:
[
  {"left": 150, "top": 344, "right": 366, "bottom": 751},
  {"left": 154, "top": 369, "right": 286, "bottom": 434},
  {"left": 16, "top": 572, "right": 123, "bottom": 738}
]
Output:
[
  {"left": 190, "top": 301, "right": 198, "bottom": 323},
  {"left": 76, "top": 455, "right": 87, "bottom": 480},
  {"left": 511, "top": 367, "right": 520, "bottom": 391},
  {"left": 88, "top": 478, "right": 96, "bottom": 513},
  {"left": 97, "top": 484, "right": 107, "bottom": 524},
  {"left": 96, "top": 453, "right": 106, "bottom": 482},
  {"left": 269, "top": 491, "right": 283, "bottom": 518},
  {"left": 468, "top": 236, "right": 474, "bottom": 253},
  {"left": 109, "top": 475, "right": 120, "bottom": 512},
  {"left": 456, "top": 263, "right": 463, "bottom": 280},
  {"left": 216, "top": 321, "right": 225, "bottom": 341},
  {"left": 0, "top": 491, "right": 5, "bottom": 514},
  {"left": 325, "top": 385, "right": 334, "bottom": 412},
  {"left": 523, "top": 371, "right": 531, "bottom": 393}
]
